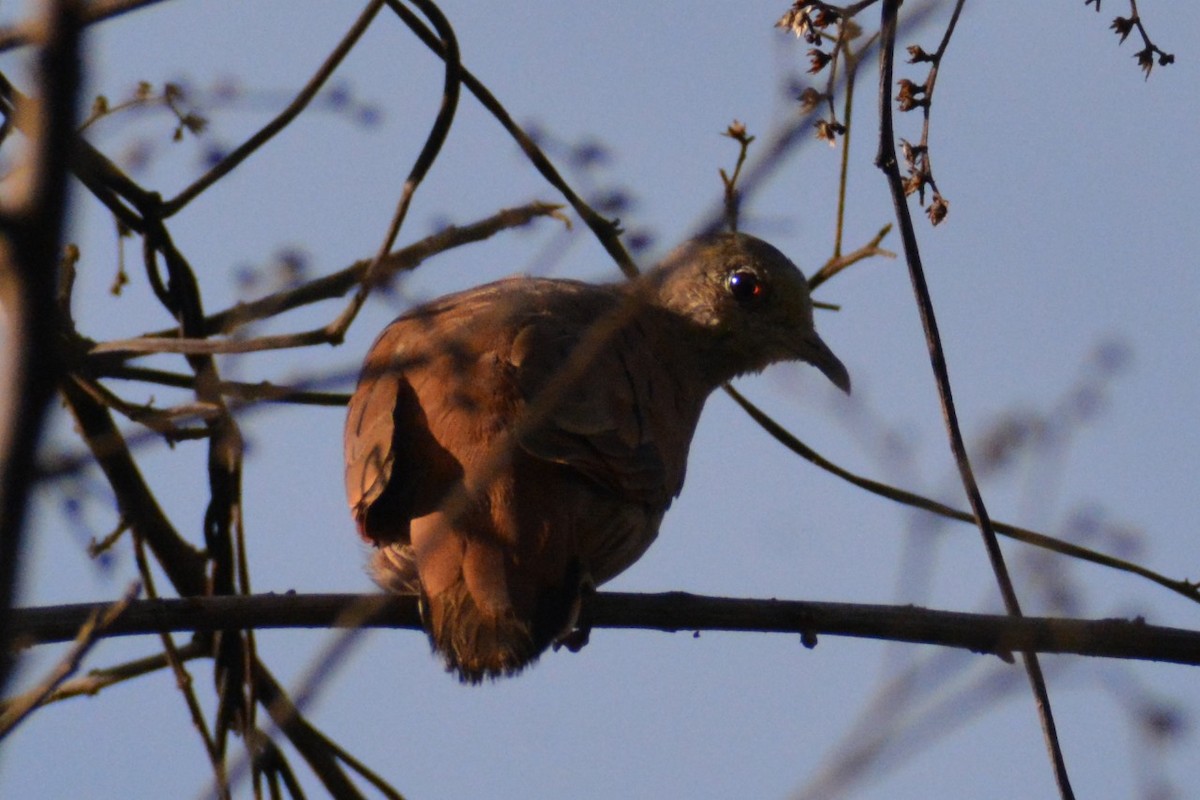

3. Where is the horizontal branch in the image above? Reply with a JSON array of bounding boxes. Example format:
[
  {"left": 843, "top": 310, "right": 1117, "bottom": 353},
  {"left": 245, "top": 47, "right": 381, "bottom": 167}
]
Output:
[{"left": 9, "top": 592, "right": 1199, "bottom": 667}]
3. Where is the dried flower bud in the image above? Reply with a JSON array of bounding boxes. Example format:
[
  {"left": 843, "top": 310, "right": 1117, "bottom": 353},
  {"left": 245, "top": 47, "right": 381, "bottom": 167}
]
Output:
[
  {"left": 1135, "top": 46, "right": 1154, "bottom": 77},
  {"left": 814, "top": 118, "right": 845, "bottom": 146},
  {"left": 797, "top": 87, "right": 824, "bottom": 112},
  {"left": 812, "top": 8, "right": 839, "bottom": 28},
  {"left": 776, "top": 6, "right": 818, "bottom": 43},
  {"left": 927, "top": 193, "right": 949, "bottom": 225},
  {"left": 896, "top": 79, "right": 927, "bottom": 112},
  {"left": 899, "top": 138, "right": 926, "bottom": 166},
  {"left": 902, "top": 167, "right": 926, "bottom": 198},
  {"left": 807, "top": 48, "right": 832, "bottom": 74},
  {"left": 1110, "top": 16, "right": 1135, "bottom": 44},
  {"left": 906, "top": 44, "right": 935, "bottom": 63},
  {"left": 180, "top": 113, "right": 207, "bottom": 135}
]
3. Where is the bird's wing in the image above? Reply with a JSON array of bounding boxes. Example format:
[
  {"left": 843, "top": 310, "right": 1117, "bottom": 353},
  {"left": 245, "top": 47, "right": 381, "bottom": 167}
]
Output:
[
  {"left": 505, "top": 286, "right": 678, "bottom": 508},
  {"left": 344, "top": 320, "right": 466, "bottom": 546},
  {"left": 344, "top": 323, "right": 408, "bottom": 542},
  {"left": 346, "top": 279, "right": 683, "bottom": 544}
]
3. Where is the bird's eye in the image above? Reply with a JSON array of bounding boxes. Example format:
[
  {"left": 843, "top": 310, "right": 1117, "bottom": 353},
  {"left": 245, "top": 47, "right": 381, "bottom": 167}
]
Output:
[{"left": 726, "top": 269, "right": 764, "bottom": 304}]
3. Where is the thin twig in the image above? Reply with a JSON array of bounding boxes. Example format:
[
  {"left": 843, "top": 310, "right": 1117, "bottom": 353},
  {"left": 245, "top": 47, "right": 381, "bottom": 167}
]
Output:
[
  {"left": 60, "top": 376, "right": 209, "bottom": 596},
  {"left": 123, "top": 201, "right": 564, "bottom": 343},
  {"left": 0, "top": 583, "right": 139, "bottom": 739},
  {"left": 100, "top": 366, "right": 350, "bottom": 407},
  {"left": 382, "top": 0, "right": 638, "bottom": 277},
  {"left": 71, "top": 373, "right": 217, "bottom": 439},
  {"left": 161, "top": 0, "right": 386, "bottom": 216},
  {"left": 28, "top": 641, "right": 206, "bottom": 705},
  {"left": 92, "top": 328, "right": 335, "bottom": 357},
  {"left": 895, "top": 0, "right": 964, "bottom": 221},
  {"left": 133, "top": 535, "right": 229, "bottom": 800},
  {"left": 206, "top": 594, "right": 399, "bottom": 798},
  {"left": 875, "top": 2, "right": 1074, "bottom": 796},
  {"left": 248, "top": 665, "right": 369, "bottom": 800},
  {"left": 723, "top": 384, "right": 1200, "bottom": 605},
  {"left": 328, "top": 0, "right": 463, "bottom": 341},
  {"left": 311, "top": 731, "right": 408, "bottom": 800},
  {"left": 808, "top": 222, "right": 895, "bottom": 290},
  {"left": 719, "top": 121, "right": 755, "bottom": 232},
  {"left": 830, "top": 30, "right": 878, "bottom": 258}
]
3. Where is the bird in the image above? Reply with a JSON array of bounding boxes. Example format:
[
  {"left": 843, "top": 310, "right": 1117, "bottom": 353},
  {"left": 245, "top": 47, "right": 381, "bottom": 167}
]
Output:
[{"left": 344, "top": 232, "right": 850, "bottom": 682}]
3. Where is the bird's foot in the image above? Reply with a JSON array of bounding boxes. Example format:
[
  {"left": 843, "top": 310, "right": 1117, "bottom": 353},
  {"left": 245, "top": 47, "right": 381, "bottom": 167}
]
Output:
[{"left": 552, "top": 572, "right": 596, "bottom": 654}]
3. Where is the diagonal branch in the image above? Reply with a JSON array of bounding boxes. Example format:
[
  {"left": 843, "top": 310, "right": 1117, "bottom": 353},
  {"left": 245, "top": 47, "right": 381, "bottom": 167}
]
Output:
[
  {"left": 875, "top": 1, "right": 1074, "bottom": 796},
  {"left": 0, "top": 583, "right": 138, "bottom": 739},
  {"left": 382, "top": 0, "right": 638, "bottom": 277},
  {"left": 724, "top": 385, "right": 1200, "bottom": 605},
  {"left": 160, "top": 0, "right": 386, "bottom": 216},
  {"left": 76, "top": 201, "right": 563, "bottom": 359},
  {"left": 327, "top": 0, "right": 464, "bottom": 342},
  {"left": 59, "top": 376, "right": 209, "bottom": 596}
]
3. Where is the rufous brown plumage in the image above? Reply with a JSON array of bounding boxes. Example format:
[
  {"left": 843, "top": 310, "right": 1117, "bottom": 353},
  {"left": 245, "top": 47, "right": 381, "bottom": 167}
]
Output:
[{"left": 344, "top": 233, "right": 849, "bottom": 682}]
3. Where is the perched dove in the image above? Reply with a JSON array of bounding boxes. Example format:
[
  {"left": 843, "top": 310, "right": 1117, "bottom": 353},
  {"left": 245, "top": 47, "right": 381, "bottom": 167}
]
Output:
[{"left": 344, "top": 232, "right": 849, "bottom": 682}]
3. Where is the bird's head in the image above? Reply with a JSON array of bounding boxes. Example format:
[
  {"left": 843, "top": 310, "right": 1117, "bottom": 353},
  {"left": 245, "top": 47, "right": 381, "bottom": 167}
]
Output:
[{"left": 649, "top": 232, "right": 850, "bottom": 392}]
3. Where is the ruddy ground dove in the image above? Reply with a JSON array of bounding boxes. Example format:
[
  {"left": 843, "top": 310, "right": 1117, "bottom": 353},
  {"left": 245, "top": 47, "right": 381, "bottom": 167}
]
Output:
[{"left": 344, "top": 232, "right": 849, "bottom": 682}]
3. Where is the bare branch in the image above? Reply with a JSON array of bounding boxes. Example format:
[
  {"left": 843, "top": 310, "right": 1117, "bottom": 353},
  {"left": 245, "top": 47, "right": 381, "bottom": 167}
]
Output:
[
  {"left": 876, "top": 1, "right": 1073, "bottom": 794},
  {"left": 160, "top": 0, "right": 387, "bottom": 216},
  {"left": 723, "top": 385, "right": 1200, "bottom": 605},
  {"left": 20, "top": 641, "right": 205, "bottom": 707},
  {"left": 328, "top": 0, "right": 464, "bottom": 342},
  {"left": 59, "top": 376, "right": 209, "bottom": 596},
  {"left": 8, "top": 592, "right": 1200, "bottom": 667},
  {"left": 95, "top": 200, "right": 564, "bottom": 350},
  {"left": 0, "top": 582, "right": 138, "bottom": 739},
  {"left": 382, "top": 0, "right": 638, "bottom": 277},
  {"left": 0, "top": 0, "right": 83, "bottom": 696}
]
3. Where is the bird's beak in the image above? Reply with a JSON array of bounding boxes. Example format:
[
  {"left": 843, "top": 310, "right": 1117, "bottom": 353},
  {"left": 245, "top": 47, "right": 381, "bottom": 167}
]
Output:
[{"left": 799, "top": 333, "right": 851, "bottom": 394}]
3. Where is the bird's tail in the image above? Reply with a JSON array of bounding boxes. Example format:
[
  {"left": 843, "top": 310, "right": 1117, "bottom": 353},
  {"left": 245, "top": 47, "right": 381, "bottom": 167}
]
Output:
[
  {"left": 422, "top": 580, "right": 542, "bottom": 683},
  {"left": 370, "top": 545, "right": 545, "bottom": 683}
]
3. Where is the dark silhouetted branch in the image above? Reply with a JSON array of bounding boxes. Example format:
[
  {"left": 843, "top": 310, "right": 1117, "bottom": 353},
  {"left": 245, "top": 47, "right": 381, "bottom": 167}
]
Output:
[{"left": 9, "top": 592, "right": 1200, "bottom": 667}]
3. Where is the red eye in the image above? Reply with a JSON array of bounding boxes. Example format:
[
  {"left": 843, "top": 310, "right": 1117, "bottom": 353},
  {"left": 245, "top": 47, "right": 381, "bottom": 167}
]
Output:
[{"left": 727, "top": 269, "right": 764, "bottom": 304}]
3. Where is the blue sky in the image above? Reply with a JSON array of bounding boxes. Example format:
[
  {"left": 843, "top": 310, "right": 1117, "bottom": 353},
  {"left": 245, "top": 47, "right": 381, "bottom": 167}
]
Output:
[{"left": 2, "top": 2, "right": 1198, "bottom": 798}]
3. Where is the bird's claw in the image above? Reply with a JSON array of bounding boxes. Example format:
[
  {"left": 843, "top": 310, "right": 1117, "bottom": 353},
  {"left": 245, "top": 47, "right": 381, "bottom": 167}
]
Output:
[{"left": 553, "top": 571, "right": 596, "bottom": 653}]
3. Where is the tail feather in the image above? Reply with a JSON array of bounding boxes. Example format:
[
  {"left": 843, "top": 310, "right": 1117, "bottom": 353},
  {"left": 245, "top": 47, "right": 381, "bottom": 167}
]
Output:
[
  {"left": 371, "top": 544, "right": 548, "bottom": 683},
  {"left": 424, "top": 581, "right": 540, "bottom": 682},
  {"left": 369, "top": 545, "right": 422, "bottom": 595}
]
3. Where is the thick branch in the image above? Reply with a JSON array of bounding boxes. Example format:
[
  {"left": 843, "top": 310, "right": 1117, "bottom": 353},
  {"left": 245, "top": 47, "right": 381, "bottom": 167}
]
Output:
[
  {"left": 9, "top": 593, "right": 1200, "bottom": 667},
  {"left": 59, "top": 377, "right": 208, "bottom": 596},
  {"left": 0, "top": 0, "right": 82, "bottom": 696}
]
